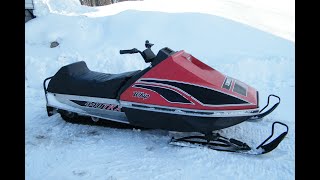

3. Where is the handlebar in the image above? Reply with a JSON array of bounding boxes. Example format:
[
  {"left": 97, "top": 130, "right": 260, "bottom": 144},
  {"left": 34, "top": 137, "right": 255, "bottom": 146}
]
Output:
[
  {"left": 119, "top": 40, "right": 156, "bottom": 63},
  {"left": 119, "top": 48, "right": 140, "bottom": 54}
]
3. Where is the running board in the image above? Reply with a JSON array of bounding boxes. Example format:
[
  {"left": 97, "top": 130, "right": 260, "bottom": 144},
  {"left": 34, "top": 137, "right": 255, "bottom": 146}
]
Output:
[
  {"left": 47, "top": 105, "right": 130, "bottom": 124},
  {"left": 43, "top": 77, "right": 129, "bottom": 124},
  {"left": 45, "top": 93, "right": 129, "bottom": 124}
]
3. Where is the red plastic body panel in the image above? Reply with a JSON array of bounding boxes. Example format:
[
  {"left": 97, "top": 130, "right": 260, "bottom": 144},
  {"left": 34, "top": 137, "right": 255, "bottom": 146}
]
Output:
[{"left": 120, "top": 50, "right": 258, "bottom": 110}]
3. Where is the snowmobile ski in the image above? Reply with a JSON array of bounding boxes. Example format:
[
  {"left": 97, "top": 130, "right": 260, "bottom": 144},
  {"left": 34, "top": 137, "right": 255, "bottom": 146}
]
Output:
[{"left": 169, "top": 121, "right": 288, "bottom": 155}]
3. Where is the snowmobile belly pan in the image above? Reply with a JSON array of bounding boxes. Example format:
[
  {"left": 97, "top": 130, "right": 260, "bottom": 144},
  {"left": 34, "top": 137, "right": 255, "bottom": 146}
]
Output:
[
  {"left": 122, "top": 105, "right": 255, "bottom": 133},
  {"left": 124, "top": 107, "right": 250, "bottom": 133}
]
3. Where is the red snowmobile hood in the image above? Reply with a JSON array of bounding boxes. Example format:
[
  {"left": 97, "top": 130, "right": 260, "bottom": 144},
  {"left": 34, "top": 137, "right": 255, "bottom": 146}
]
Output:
[{"left": 121, "top": 50, "right": 258, "bottom": 110}]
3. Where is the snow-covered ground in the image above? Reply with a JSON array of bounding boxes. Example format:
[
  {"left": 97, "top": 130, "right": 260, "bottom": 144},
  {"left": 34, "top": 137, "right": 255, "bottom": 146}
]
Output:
[{"left": 25, "top": 0, "right": 295, "bottom": 179}]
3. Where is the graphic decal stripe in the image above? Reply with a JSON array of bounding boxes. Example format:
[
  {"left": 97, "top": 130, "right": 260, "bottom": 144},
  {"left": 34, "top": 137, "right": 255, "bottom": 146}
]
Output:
[
  {"left": 70, "top": 100, "right": 122, "bottom": 112},
  {"left": 120, "top": 101, "right": 260, "bottom": 117},
  {"left": 140, "top": 79, "right": 249, "bottom": 105},
  {"left": 133, "top": 84, "right": 192, "bottom": 104}
]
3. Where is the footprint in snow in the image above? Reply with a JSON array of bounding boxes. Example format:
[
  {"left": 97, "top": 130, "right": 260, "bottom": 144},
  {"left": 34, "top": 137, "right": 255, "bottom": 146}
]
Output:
[
  {"left": 72, "top": 170, "right": 88, "bottom": 177},
  {"left": 146, "top": 146, "right": 155, "bottom": 151},
  {"left": 87, "top": 130, "right": 100, "bottom": 136},
  {"left": 35, "top": 135, "right": 46, "bottom": 139}
]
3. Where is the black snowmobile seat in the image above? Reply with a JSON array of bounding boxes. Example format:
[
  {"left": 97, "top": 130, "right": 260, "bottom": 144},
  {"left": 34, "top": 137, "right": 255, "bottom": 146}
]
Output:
[{"left": 47, "top": 61, "right": 141, "bottom": 99}]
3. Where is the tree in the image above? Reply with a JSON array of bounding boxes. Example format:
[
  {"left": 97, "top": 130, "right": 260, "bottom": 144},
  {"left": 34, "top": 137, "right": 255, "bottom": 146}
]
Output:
[{"left": 80, "top": 0, "right": 112, "bottom": 6}]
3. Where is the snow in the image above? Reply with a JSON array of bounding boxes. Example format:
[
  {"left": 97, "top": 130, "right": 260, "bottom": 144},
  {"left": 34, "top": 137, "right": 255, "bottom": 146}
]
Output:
[{"left": 26, "top": 0, "right": 295, "bottom": 179}]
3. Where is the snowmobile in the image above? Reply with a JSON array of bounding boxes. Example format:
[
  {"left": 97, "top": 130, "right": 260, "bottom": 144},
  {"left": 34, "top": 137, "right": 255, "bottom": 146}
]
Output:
[{"left": 43, "top": 40, "right": 288, "bottom": 155}]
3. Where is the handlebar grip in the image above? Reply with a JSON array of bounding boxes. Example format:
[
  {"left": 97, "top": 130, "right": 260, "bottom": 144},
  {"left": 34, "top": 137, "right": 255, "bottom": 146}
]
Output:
[
  {"left": 119, "top": 48, "right": 139, "bottom": 54},
  {"left": 120, "top": 49, "right": 132, "bottom": 54}
]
